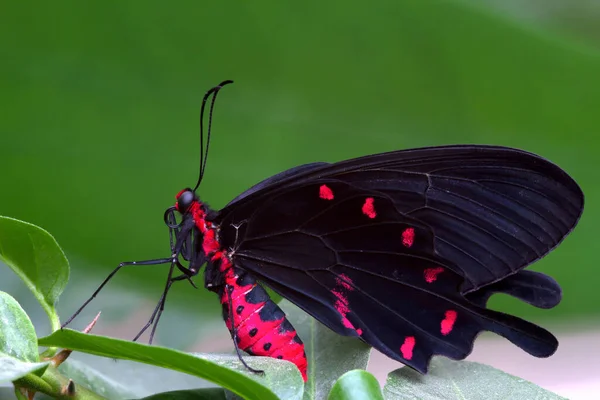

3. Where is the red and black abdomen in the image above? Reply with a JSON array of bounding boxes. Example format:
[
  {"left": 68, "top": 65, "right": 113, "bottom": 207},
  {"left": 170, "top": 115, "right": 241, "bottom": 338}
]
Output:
[{"left": 218, "top": 270, "right": 308, "bottom": 381}]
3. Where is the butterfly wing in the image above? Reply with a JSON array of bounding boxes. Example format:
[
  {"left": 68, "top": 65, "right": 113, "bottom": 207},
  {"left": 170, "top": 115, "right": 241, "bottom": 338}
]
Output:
[
  {"left": 218, "top": 145, "right": 583, "bottom": 292},
  {"left": 214, "top": 145, "right": 583, "bottom": 371}
]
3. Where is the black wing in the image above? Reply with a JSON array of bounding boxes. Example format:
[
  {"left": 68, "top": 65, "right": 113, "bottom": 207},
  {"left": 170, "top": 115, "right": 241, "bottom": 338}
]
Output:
[
  {"left": 219, "top": 145, "right": 583, "bottom": 291},
  {"left": 214, "top": 145, "right": 582, "bottom": 371}
]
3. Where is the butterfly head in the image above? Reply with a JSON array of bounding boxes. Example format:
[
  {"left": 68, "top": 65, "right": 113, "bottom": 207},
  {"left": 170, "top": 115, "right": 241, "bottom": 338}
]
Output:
[{"left": 175, "top": 188, "right": 197, "bottom": 213}]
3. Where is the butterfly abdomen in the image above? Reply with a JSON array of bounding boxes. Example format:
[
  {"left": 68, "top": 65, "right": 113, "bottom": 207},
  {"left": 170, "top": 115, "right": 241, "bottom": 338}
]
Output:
[{"left": 219, "top": 269, "right": 308, "bottom": 381}]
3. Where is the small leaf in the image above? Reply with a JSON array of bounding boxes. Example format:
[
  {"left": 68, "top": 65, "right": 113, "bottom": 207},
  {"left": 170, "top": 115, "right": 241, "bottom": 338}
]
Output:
[
  {"left": 0, "top": 291, "right": 39, "bottom": 363},
  {"left": 39, "top": 329, "right": 303, "bottom": 400},
  {"left": 328, "top": 370, "right": 383, "bottom": 400},
  {"left": 383, "top": 358, "right": 566, "bottom": 400},
  {"left": 282, "top": 300, "right": 371, "bottom": 400},
  {"left": 0, "top": 292, "right": 49, "bottom": 384},
  {"left": 139, "top": 388, "right": 227, "bottom": 400},
  {"left": 0, "top": 357, "right": 49, "bottom": 384},
  {"left": 0, "top": 216, "right": 69, "bottom": 331}
]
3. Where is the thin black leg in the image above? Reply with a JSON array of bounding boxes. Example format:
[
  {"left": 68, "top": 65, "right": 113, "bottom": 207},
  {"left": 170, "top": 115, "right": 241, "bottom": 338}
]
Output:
[
  {"left": 134, "top": 260, "right": 178, "bottom": 343},
  {"left": 62, "top": 257, "right": 175, "bottom": 328},
  {"left": 147, "top": 272, "right": 191, "bottom": 344}
]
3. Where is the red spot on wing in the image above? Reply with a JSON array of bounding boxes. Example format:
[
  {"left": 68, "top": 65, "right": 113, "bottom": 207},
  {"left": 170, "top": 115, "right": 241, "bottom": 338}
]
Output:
[
  {"left": 441, "top": 310, "right": 457, "bottom": 336},
  {"left": 402, "top": 227, "right": 415, "bottom": 247},
  {"left": 362, "top": 197, "right": 376, "bottom": 218},
  {"left": 333, "top": 290, "right": 355, "bottom": 330},
  {"left": 400, "top": 336, "right": 415, "bottom": 360},
  {"left": 424, "top": 267, "right": 444, "bottom": 283},
  {"left": 319, "top": 185, "right": 334, "bottom": 200},
  {"left": 336, "top": 274, "right": 353, "bottom": 291},
  {"left": 332, "top": 275, "right": 362, "bottom": 335}
]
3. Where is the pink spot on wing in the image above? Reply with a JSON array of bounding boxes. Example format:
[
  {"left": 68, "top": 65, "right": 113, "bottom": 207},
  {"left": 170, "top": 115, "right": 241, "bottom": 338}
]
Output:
[
  {"left": 362, "top": 197, "right": 376, "bottom": 218},
  {"left": 336, "top": 274, "right": 353, "bottom": 291},
  {"left": 319, "top": 185, "right": 334, "bottom": 200},
  {"left": 402, "top": 227, "right": 415, "bottom": 247},
  {"left": 424, "top": 267, "right": 444, "bottom": 283},
  {"left": 400, "top": 336, "right": 415, "bottom": 360},
  {"left": 333, "top": 290, "right": 354, "bottom": 329},
  {"left": 441, "top": 310, "right": 457, "bottom": 336},
  {"left": 332, "top": 276, "right": 362, "bottom": 335}
]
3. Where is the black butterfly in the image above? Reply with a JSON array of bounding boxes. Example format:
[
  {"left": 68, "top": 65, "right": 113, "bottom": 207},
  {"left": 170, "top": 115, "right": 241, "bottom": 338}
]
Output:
[{"left": 66, "top": 81, "right": 584, "bottom": 380}]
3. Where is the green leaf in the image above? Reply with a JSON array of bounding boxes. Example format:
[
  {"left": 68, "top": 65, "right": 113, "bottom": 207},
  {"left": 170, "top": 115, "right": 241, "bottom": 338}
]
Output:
[
  {"left": 57, "top": 358, "right": 138, "bottom": 399},
  {"left": 0, "top": 216, "right": 69, "bottom": 331},
  {"left": 0, "top": 291, "right": 39, "bottom": 363},
  {"left": 139, "top": 388, "right": 226, "bottom": 400},
  {"left": 282, "top": 300, "right": 371, "bottom": 400},
  {"left": 0, "top": 292, "right": 50, "bottom": 384},
  {"left": 328, "top": 370, "right": 383, "bottom": 400},
  {"left": 38, "top": 329, "right": 303, "bottom": 400},
  {"left": 0, "top": 357, "right": 49, "bottom": 384},
  {"left": 383, "top": 358, "right": 566, "bottom": 400}
]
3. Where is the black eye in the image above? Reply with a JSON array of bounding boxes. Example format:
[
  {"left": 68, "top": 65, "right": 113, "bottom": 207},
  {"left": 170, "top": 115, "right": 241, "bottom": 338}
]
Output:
[{"left": 177, "top": 190, "right": 195, "bottom": 212}]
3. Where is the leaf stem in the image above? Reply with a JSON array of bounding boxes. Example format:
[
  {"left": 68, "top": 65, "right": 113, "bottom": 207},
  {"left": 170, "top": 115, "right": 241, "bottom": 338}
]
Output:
[{"left": 14, "top": 373, "right": 54, "bottom": 394}]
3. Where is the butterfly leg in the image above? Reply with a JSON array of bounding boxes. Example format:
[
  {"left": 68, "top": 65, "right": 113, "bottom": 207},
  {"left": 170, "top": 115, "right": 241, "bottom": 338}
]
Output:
[
  {"left": 134, "top": 260, "right": 200, "bottom": 343},
  {"left": 62, "top": 256, "right": 175, "bottom": 329},
  {"left": 135, "top": 245, "right": 207, "bottom": 342},
  {"left": 225, "top": 284, "right": 265, "bottom": 375}
]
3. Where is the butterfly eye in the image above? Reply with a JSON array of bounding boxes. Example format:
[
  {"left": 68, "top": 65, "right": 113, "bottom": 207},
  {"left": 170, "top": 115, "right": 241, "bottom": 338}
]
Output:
[{"left": 176, "top": 190, "right": 195, "bottom": 213}]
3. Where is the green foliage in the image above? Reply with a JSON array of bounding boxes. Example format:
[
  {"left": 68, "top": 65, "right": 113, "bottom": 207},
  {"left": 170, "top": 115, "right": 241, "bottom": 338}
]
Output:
[
  {"left": 0, "top": 292, "right": 40, "bottom": 364},
  {"left": 383, "top": 358, "right": 568, "bottom": 400},
  {"left": 328, "top": 370, "right": 383, "bottom": 400},
  {"left": 292, "top": 305, "right": 371, "bottom": 399},
  {"left": 0, "top": 217, "right": 69, "bottom": 332},
  {"left": 39, "top": 330, "right": 303, "bottom": 400},
  {"left": 139, "top": 389, "right": 227, "bottom": 400}
]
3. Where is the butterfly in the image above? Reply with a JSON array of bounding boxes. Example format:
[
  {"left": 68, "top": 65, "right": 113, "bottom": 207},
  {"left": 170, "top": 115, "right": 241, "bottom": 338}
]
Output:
[{"left": 65, "top": 81, "right": 584, "bottom": 382}]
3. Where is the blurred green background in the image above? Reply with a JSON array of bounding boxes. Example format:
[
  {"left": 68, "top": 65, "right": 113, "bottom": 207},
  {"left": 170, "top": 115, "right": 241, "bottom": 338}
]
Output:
[{"left": 1, "top": 0, "right": 599, "bottom": 370}]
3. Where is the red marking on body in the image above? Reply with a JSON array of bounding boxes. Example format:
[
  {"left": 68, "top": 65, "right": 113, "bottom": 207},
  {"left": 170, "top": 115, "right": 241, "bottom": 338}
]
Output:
[
  {"left": 402, "top": 227, "right": 415, "bottom": 247},
  {"left": 400, "top": 336, "right": 415, "bottom": 360},
  {"left": 362, "top": 197, "right": 376, "bottom": 218},
  {"left": 203, "top": 229, "right": 221, "bottom": 255},
  {"left": 356, "top": 328, "right": 363, "bottom": 335},
  {"left": 441, "top": 310, "right": 457, "bottom": 336},
  {"left": 183, "top": 195, "right": 308, "bottom": 381},
  {"left": 319, "top": 185, "right": 334, "bottom": 200},
  {"left": 424, "top": 267, "right": 444, "bottom": 283},
  {"left": 218, "top": 262, "right": 308, "bottom": 380}
]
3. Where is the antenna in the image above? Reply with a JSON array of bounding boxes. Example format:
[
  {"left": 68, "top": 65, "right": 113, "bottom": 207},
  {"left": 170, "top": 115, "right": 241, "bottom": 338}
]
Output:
[{"left": 194, "top": 80, "right": 234, "bottom": 192}]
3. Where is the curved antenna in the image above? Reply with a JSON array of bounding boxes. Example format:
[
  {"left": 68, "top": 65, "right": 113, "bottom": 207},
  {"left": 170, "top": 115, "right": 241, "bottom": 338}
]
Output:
[{"left": 193, "top": 80, "right": 234, "bottom": 192}]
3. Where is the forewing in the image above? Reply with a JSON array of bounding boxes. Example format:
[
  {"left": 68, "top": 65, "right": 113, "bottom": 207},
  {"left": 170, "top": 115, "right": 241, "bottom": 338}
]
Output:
[{"left": 219, "top": 145, "right": 583, "bottom": 291}]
